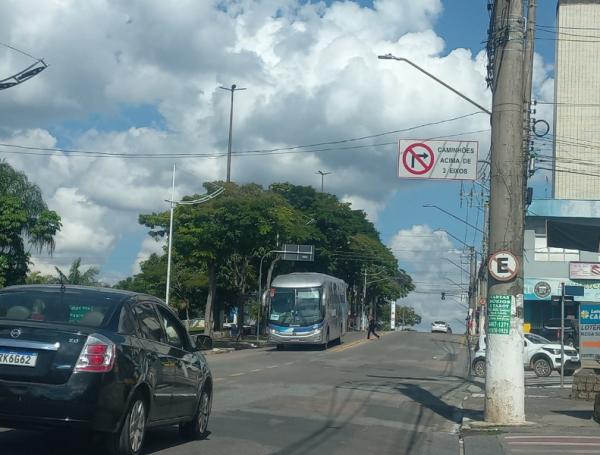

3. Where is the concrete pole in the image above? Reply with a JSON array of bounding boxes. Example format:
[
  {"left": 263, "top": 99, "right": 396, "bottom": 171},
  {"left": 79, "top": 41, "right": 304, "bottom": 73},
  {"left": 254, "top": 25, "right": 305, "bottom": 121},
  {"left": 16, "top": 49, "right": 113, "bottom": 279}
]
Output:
[
  {"left": 485, "top": 0, "right": 526, "bottom": 424},
  {"left": 165, "top": 164, "right": 176, "bottom": 306},
  {"left": 226, "top": 85, "right": 235, "bottom": 183},
  {"left": 362, "top": 269, "right": 367, "bottom": 331},
  {"left": 469, "top": 246, "right": 477, "bottom": 336},
  {"left": 522, "top": 0, "right": 537, "bottom": 200}
]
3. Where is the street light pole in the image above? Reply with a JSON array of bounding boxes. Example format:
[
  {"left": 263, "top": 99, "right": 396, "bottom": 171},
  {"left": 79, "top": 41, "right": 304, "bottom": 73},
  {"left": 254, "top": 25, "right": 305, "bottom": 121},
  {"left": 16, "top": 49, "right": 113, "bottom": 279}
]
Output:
[
  {"left": 219, "top": 84, "right": 247, "bottom": 183},
  {"left": 377, "top": 54, "right": 491, "bottom": 116},
  {"left": 316, "top": 170, "right": 331, "bottom": 192},
  {"left": 165, "top": 164, "right": 176, "bottom": 306}
]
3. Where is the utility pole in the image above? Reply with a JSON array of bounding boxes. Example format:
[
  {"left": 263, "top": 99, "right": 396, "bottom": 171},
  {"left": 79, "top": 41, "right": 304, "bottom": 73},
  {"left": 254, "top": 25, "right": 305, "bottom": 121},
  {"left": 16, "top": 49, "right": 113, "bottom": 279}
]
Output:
[
  {"left": 362, "top": 268, "right": 367, "bottom": 331},
  {"left": 468, "top": 246, "right": 477, "bottom": 336},
  {"left": 316, "top": 170, "right": 331, "bottom": 192},
  {"left": 522, "top": 0, "right": 537, "bottom": 199},
  {"left": 485, "top": 0, "right": 526, "bottom": 424},
  {"left": 165, "top": 164, "right": 176, "bottom": 307},
  {"left": 219, "top": 84, "right": 246, "bottom": 182}
]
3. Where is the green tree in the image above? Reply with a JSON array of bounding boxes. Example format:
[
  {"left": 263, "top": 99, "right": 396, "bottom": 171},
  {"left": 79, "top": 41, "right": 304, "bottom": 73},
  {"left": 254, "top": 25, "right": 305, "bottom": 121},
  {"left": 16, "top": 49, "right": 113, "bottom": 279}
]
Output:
[
  {"left": 55, "top": 258, "right": 100, "bottom": 286},
  {"left": 140, "top": 182, "right": 315, "bottom": 336},
  {"left": 25, "top": 271, "right": 58, "bottom": 284},
  {"left": 396, "top": 306, "right": 422, "bottom": 327},
  {"left": 0, "top": 161, "right": 61, "bottom": 287}
]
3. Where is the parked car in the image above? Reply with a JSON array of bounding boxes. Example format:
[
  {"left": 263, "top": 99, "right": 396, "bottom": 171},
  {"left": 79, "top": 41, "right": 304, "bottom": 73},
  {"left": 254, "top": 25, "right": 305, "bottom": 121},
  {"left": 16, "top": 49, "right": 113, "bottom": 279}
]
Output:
[
  {"left": 0, "top": 285, "right": 213, "bottom": 455},
  {"left": 431, "top": 321, "right": 452, "bottom": 334},
  {"left": 530, "top": 318, "right": 579, "bottom": 348},
  {"left": 472, "top": 333, "right": 580, "bottom": 378}
]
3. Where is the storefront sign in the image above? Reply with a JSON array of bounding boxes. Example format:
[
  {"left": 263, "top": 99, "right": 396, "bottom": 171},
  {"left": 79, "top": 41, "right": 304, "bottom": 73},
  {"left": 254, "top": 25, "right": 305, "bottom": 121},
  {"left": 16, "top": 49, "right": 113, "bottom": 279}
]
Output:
[
  {"left": 488, "top": 294, "right": 512, "bottom": 335},
  {"left": 570, "top": 262, "right": 600, "bottom": 280},
  {"left": 579, "top": 304, "right": 600, "bottom": 364},
  {"left": 525, "top": 277, "right": 599, "bottom": 301}
]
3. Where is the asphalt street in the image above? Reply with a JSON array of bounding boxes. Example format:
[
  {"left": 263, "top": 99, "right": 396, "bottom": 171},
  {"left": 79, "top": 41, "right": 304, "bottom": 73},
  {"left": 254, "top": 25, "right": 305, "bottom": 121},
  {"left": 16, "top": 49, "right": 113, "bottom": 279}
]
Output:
[{"left": 0, "top": 331, "right": 470, "bottom": 454}]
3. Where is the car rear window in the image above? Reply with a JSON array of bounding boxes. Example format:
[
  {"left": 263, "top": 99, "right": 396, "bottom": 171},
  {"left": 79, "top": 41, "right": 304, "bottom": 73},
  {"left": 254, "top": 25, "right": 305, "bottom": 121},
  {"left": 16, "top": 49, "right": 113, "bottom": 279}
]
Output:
[{"left": 0, "top": 289, "right": 120, "bottom": 328}]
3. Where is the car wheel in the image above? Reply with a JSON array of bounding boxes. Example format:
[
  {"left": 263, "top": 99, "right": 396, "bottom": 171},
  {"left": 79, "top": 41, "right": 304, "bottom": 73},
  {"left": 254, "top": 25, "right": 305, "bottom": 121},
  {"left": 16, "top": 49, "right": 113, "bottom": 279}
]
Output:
[
  {"left": 180, "top": 387, "right": 212, "bottom": 440},
  {"left": 107, "top": 394, "right": 147, "bottom": 455},
  {"left": 533, "top": 358, "right": 552, "bottom": 377},
  {"left": 473, "top": 359, "right": 486, "bottom": 377}
]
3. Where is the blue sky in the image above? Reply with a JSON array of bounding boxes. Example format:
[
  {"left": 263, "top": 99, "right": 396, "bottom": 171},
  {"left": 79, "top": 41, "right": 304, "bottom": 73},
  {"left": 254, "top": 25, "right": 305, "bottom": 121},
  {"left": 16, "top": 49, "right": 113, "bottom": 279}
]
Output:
[{"left": 0, "top": 0, "right": 560, "bottom": 327}]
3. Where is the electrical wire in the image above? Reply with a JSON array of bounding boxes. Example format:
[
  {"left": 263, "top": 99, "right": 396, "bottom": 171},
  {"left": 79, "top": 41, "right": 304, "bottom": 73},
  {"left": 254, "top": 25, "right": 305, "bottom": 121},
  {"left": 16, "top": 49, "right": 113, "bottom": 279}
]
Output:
[
  {"left": 0, "top": 112, "right": 489, "bottom": 160},
  {"left": 0, "top": 42, "right": 41, "bottom": 61}
]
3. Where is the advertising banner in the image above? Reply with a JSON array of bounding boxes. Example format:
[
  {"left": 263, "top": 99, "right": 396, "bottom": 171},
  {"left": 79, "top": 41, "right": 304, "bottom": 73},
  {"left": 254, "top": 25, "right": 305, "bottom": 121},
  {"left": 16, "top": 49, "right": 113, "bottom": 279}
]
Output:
[
  {"left": 570, "top": 262, "right": 600, "bottom": 280},
  {"left": 579, "top": 304, "right": 600, "bottom": 364},
  {"left": 488, "top": 295, "right": 512, "bottom": 335}
]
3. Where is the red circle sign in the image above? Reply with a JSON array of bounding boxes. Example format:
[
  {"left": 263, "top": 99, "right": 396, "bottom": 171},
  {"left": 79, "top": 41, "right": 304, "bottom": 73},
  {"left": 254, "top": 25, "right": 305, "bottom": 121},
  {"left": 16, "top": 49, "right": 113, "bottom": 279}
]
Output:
[{"left": 402, "top": 143, "right": 435, "bottom": 175}]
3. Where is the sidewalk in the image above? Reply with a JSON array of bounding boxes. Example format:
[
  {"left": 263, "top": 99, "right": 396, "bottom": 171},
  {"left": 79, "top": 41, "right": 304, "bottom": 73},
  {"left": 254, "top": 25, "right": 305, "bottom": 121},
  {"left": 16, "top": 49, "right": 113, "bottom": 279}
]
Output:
[{"left": 460, "top": 377, "right": 600, "bottom": 454}]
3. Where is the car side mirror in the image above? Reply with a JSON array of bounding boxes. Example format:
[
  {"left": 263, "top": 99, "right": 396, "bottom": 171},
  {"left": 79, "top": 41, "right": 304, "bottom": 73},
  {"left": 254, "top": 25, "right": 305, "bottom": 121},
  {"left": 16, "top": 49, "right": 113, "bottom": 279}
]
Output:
[
  {"left": 524, "top": 341, "right": 528, "bottom": 347},
  {"left": 194, "top": 335, "right": 213, "bottom": 351}
]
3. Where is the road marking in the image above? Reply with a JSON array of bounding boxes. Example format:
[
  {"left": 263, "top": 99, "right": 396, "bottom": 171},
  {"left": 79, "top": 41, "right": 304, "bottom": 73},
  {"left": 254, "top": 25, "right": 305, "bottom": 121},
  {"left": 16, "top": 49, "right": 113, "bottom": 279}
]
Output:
[
  {"left": 250, "top": 368, "right": 263, "bottom": 372},
  {"left": 214, "top": 378, "right": 224, "bottom": 382},
  {"left": 230, "top": 372, "right": 245, "bottom": 377},
  {"left": 266, "top": 365, "right": 279, "bottom": 369},
  {"left": 284, "top": 361, "right": 295, "bottom": 366}
]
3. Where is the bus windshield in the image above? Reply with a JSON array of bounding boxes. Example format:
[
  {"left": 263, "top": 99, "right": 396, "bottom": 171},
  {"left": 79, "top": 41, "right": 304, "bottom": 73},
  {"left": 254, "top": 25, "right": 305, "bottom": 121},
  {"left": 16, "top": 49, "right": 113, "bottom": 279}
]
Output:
[{"left": 269, "top": 287, "right": 323, "bottom": 326}]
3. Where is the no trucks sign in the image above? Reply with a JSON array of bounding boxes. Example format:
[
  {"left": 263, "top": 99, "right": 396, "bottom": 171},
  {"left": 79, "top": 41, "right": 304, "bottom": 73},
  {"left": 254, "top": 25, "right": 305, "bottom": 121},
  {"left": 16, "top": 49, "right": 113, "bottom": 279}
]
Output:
[{"left": 398, "top": 140, "right": 478, "bottom": 180}]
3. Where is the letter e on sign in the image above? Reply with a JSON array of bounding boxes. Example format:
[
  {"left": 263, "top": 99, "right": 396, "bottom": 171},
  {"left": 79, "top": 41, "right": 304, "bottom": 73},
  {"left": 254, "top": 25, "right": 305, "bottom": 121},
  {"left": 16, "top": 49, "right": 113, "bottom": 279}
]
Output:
[{"left": 488, "top": 250, "right": 519, "bottom": 281}]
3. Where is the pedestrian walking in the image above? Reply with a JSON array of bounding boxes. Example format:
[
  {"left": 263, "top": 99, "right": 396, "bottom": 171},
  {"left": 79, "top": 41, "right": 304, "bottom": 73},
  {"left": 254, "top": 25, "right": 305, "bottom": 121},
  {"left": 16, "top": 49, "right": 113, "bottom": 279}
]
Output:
[{"left": 367, "top": 315, "right": 380, "bottom": 340}]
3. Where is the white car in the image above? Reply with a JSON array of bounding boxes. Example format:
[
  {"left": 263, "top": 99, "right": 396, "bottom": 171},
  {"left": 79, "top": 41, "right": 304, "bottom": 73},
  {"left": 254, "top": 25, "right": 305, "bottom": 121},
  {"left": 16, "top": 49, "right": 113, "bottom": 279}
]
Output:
[
  {"left": 431, "top": 321, "right": 452, "bottom": 334},
  {"left": 472, "top": 333, "right": 581, "bottom": 378}
]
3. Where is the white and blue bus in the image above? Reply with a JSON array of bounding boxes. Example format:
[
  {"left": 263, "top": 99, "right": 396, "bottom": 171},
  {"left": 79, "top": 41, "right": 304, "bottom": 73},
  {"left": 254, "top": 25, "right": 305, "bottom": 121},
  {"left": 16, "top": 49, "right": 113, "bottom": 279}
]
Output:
[{"left": 266, "top": 273, "right": 348, "bottom": 350}]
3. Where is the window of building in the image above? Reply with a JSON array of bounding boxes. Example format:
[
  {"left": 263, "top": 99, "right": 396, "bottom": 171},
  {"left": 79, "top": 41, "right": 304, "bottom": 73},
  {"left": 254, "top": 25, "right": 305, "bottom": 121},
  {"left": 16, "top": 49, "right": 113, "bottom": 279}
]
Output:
[{"left": 534, "top": 234, "right": 580, "bottom": 262}]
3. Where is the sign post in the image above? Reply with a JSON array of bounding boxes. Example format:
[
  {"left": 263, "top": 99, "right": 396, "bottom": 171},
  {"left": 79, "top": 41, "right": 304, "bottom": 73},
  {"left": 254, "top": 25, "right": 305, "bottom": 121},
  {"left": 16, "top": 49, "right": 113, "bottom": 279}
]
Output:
[{"left": 398, "top": 140, "right": 478, "bottom": 181}]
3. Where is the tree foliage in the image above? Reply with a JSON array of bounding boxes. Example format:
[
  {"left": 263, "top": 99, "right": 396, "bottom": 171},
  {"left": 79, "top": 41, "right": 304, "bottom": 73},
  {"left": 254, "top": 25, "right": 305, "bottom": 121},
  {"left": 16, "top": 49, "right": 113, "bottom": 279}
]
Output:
[
  {"left": 55, "top": 258, "right": 100, "bottom": 286},
  {"left": 0, "top": 161, "right": 61, "bottom": 287},
  {"left": 130, "top": 181, "right": 414, "bottom": 335},
  {"left": 396, "top": 306, "right": 422, "bottom": 327}
]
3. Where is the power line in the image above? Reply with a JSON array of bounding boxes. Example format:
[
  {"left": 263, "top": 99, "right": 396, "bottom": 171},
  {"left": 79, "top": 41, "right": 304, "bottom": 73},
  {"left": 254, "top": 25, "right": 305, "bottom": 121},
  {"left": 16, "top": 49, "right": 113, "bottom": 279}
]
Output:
[{"left": 0, "top": 112, "right": 489, "bottom": 160}]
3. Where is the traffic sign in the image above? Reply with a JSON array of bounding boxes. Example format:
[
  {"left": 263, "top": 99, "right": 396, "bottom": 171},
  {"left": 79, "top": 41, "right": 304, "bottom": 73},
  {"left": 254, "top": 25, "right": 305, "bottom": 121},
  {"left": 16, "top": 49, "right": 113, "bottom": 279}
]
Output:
[
  {"left": 398, "top": 139, "right": 478, "bottom": 180},
  {"left": 401, "top": 142, "right": 435, "bottom": 175},
  {"left": 488, "top": 250, "right": 519, "bottom": 281}
]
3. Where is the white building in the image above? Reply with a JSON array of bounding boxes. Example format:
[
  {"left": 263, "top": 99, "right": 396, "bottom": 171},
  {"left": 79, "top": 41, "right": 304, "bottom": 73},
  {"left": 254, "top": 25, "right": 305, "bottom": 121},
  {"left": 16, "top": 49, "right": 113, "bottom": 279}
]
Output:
[{"left": 553, "top": 0, "right": 600, "bottom": 199}]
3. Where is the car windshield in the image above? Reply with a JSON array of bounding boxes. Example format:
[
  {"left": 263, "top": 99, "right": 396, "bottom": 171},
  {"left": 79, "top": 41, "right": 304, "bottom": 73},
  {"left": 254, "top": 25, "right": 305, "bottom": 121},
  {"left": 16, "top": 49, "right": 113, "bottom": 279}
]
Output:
[
  {"left": 0, "top": 289, "right": 120, "bottom": 328},
  {"left": 525, "top": 333, "right": 551, "bottom": 344},
  {"left": 269, "top": 287, "right": 323, "bottom": 327},
  {"left": 433, "top": 321, "right": 446, "bottom": 325}
]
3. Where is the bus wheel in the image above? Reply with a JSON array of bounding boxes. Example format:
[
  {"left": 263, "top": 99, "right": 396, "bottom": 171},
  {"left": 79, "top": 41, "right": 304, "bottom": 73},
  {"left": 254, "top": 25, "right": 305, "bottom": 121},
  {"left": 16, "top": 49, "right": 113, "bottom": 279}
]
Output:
[{"left": 321, "top": 330, "right": 330, "bottom": 350}]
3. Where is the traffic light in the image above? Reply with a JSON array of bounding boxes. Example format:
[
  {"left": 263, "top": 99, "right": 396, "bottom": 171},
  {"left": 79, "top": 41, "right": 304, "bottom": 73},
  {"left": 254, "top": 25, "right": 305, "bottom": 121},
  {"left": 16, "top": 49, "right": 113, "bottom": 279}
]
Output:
[{"left": 441, "top": 292, "right": 446, "bottom": 300}]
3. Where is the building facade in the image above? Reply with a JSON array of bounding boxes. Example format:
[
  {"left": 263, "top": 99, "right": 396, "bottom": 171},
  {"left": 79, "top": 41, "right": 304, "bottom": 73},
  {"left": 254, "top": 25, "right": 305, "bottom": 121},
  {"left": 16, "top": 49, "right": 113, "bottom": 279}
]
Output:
[{"left": 553, "top": 0, "right": 600, "bottom": 199}]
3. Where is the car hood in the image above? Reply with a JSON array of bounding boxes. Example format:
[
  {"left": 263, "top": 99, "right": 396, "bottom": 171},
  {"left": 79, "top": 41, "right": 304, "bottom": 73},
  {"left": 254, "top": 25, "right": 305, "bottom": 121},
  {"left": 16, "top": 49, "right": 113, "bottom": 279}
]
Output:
[{"left": 539, "top": 343, "right": 578, "bottom": 352}]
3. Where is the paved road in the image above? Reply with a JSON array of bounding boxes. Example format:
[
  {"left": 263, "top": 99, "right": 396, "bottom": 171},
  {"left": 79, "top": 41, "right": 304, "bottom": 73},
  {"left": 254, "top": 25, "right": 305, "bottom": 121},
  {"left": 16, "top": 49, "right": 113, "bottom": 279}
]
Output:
[{"left": 0, "top": 331, "right": 469, "bottom": 454}]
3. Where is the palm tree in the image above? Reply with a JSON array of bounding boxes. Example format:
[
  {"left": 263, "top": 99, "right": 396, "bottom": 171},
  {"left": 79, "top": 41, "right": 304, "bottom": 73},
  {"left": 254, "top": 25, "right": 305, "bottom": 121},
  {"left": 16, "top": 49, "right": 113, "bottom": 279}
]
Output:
[
  {"left": 0, "top": 160, "right": 61, "bottom": 286},
  {"left": 55, "top": 258, "right": 100, "bottom": 286}
]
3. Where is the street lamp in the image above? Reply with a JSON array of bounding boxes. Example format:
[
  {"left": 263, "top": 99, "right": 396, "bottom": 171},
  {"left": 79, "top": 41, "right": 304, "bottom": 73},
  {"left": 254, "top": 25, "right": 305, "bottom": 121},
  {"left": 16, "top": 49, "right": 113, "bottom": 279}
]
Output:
[
  {"left": 377, "top": 53, "right": 491, "bottom": 116},
  {"left": 164, "top": 164, "right": 224, "bottom": 307},
  {"left": 316, "top": 170, "right": 332, "bottom": 192},
  {"left": 219, "top": 84, "right": 247, "bottom": 183}
]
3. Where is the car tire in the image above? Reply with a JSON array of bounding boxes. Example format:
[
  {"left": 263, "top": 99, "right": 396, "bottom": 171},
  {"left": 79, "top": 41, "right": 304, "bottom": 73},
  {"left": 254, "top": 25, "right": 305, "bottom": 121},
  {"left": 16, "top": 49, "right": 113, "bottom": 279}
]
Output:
[
  {"left": 106, "top": 394, "right": 147, "bottom": 455},
  {"left": 533, "top": 358, "right": 552, "bottom": 377},
  {"left": 473, "top": 359, "right": 486, "bottom": 377},
  {"left": 180, "top": 387, "right": 211, "bottom": 440}
]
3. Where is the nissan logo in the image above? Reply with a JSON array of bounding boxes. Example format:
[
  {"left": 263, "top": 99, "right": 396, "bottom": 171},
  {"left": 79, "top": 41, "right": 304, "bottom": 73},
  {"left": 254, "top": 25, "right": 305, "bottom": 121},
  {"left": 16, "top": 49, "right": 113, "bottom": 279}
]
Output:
[{"left": 10, "top": 328, "right": 22, "bottom": 339}]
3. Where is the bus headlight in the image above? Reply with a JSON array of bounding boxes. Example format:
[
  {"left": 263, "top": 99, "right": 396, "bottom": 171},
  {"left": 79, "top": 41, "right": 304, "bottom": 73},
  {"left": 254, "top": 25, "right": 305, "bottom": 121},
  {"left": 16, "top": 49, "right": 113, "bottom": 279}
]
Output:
[
  {"left": 269, "top": 328, "right": 277, "bottom": 335},
  {"left": 313, "top": 328, "right": 322, "bottom": 335}
]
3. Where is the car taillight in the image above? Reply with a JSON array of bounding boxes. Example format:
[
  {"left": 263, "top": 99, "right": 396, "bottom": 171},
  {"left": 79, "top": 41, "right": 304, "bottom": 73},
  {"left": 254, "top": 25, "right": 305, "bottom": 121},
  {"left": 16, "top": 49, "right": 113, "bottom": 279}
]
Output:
[{"left": 74, "top": 334, "right": 116, "bottom": 373}]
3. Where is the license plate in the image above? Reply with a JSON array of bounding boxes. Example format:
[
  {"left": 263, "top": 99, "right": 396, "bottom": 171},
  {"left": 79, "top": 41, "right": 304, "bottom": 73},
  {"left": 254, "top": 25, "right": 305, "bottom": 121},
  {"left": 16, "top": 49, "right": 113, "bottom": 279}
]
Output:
[{"left": 0, "top": 351, "right": 38, "bottom": 367}]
